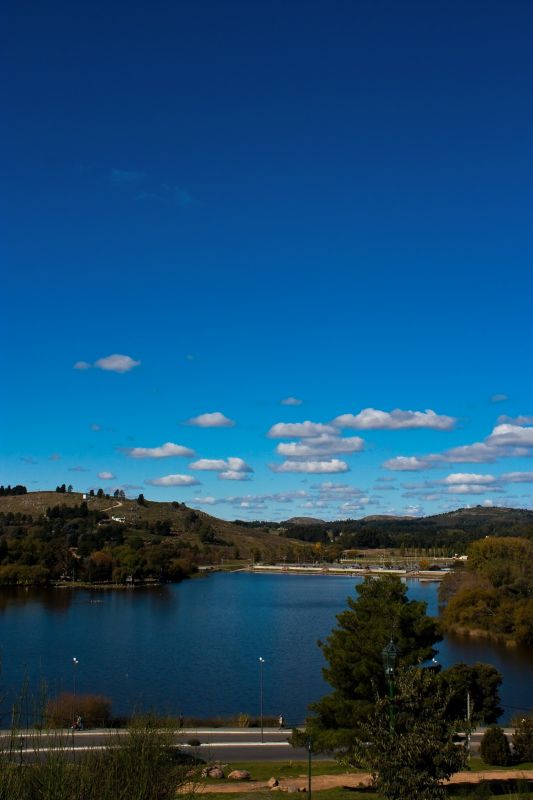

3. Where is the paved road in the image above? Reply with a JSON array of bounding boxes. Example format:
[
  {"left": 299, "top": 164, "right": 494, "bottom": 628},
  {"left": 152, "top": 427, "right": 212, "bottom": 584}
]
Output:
[
  {"left": 0, "top": 728, "right": 314, "bottom": 763},
  {"left": 0, "top": 726, "right": 515, "bottom": 763}
]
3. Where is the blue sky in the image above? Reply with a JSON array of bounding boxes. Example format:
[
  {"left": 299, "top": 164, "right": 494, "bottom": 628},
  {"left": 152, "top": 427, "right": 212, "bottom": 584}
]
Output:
[{"left": 2, "top": 0, "right": 532, "bottom": 520}]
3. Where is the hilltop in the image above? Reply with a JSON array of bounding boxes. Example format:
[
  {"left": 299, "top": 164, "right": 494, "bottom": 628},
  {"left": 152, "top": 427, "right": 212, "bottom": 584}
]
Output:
[{"left": 0, "top": 490, "right": 303, "bottom": 561}]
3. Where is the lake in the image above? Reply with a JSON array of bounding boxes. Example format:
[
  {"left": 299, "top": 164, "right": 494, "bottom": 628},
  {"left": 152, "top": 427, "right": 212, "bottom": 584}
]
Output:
[{"left": 0, "top": 572, "right": 532, "bottom": 725}]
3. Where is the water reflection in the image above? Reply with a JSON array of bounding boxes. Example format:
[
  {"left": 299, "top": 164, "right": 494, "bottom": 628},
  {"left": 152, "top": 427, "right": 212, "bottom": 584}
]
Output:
[{"left": 0, "top": 573, "right": 531, "bottom": 722}]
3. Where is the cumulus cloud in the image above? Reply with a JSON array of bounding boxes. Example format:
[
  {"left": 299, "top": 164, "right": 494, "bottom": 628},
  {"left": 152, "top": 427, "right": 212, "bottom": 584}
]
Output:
[
  {"left": 486, "top": 424, "right": 533, "bottom": 447},
  {"left": 98, "top": 471, "right": 115, "bottom": 480},
  {"left": 94, "top": 354, "right": 141, "bottom": 373},
  {"left": 276, "top": 434, "right": 364, "bottom": 458},
  {"left": 268, "top": 421, "right": 336, "bottom": 438},
  {"left": 333, "top": 408, "right": 456, "bottom": 431},
  {"left": 443, "top": 473, "right": 497, "bottom": 485},
  {"left": 145, "top": 474, "right": 200, "bottom": 487},
  {"left": 73, "top": 361, "right": 91, "bottom": 370},
  {"left": 281, "top": 397, "right": 303, "bottom": 406},
  {"left": 126, "top": 442, "right": 194, "bottom": 459},
  {"left": 219, "top": 470, "right": 251, "bottom": 481},
  {"left": 189, "top": 457, "right": 253, "bottom": 481},
  {"left": 501, "top": 471, "right": 533, "bottom": 483},
  {"left": 314, "top": 481, "right": 366, "bottom": 500},
  {"left": 382, "top": 456, "right": 433, "bottom": 471},
  {"left": 382, "top": 423, "right": 533, "bottom": 472},
  {"left": 498, "top": 415, "right": 533, "bottom": 425},
  {"left": 49, "top": 453, "right": 62, "bottom": 461},
  {"left": 447, "top": 484, "right": 503, "bottom": 495},
  {"left": 186, "top": 412, "right": 235, "bottom": 428},
  {"left": 271, "top": 459, "right": 349, "bottom": 474},
  {"left": 69, "top": 465, "right": 90, "bottom": 472},
  {"left": 191, "top": 496, "right": 220, "bottom": 506},
  {"left": 190, "top": 457, "right": 252, "bottom": 472}
]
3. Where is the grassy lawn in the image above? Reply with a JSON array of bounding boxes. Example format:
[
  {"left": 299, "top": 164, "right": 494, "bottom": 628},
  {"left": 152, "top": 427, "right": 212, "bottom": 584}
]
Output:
[
  {"left": 203, "top": 792, "right": 377, "bottom": 800},
  {"left": 204, "top": 760, "right": 362, "bottom": 782},
  {"left": 468, "top": 757, "right": 533, "bottom": 772}
]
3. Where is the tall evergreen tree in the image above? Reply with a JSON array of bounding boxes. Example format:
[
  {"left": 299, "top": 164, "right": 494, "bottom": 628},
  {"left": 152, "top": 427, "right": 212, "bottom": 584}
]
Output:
[{"left": 302, "top": 575, "right": 441, "bottom": 751}]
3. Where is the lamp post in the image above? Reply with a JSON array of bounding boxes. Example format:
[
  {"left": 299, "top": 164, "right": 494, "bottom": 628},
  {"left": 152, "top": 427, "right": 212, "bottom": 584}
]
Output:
[
  {"left": 259, "top": 657, "right": 265, "bottom": 743},
  {"left": 381, "top": 639, "right": 398, "bottom": 734},
  {"left": 72, "top": 657, "right": 79, "bottom": 698},
  {"left": 307, "top": 737, "right": 312, "bottom": 800}
]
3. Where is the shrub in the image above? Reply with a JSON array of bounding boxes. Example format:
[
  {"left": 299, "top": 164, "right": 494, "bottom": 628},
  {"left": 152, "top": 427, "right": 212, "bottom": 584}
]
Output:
[
  {"left": 45, "top": 693, "right": 112, "bottom": 728},
  {"left": 512, "top": 716, "right": 533, "bottom": 762},
  {"left": 480, "top": 725, "right": 512, "bottom": 766}
]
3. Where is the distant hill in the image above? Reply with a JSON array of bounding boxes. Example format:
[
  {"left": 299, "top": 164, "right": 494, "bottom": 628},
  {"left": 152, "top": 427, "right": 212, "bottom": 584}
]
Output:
[
  {"left": 285, "top": 516, "right": 325, "bottom": 525},
  {"left": 0, "top": 491, "right": 307, "bottom": 563}
]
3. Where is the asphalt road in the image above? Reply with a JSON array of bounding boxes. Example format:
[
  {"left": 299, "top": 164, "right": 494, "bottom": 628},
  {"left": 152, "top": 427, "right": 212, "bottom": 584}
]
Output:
[{"left": 0, "top": 726, "right": 514, "bottom": 763}]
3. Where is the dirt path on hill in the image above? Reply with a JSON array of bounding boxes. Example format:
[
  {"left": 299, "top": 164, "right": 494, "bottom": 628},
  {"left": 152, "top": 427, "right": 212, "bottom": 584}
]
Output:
[{"left": 188, "top": 769, "right": 533, "bottom": 793}]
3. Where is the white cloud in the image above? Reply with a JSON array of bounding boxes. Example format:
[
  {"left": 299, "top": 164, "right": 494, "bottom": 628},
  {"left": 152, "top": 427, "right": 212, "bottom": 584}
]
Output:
[
  {"left": 271, "top": 459, "right": 349, "bottom": 474},
  {"left": 382, "top": 456, "right": 433, "bottom": 471},
  {"left": 73, "top": 361, "right": 91, "bottom": 370},
  {"left": 219, "top": 470, "right": 252, "bottom": 481},
  {"left": 281, "top": 397, "right": 303, "bottom": 406},
  {"left": 49, "top": 453, "right": 61, "bottom": 461},
  {"left": 447, "top": 484, "right": 501, "bottom": 495},
  {"left": 268, "top": 421, "right": 336, "bottom": 438},
  {"left": 187, "top": 412, "right": 235, "bottom": 428},
  {"left": 314, "top": 482, "right": 366, "bottom": 500},
  {"left": 94, "top": 354, "right": 140, "bottom": 373},
  {"left": 126, "top": 442, "right": 194, "bottom": 458},
  {"left": 501, "top": 471, "right": 533, "bottom": 483},
  {"left": 491, "top": 394, "right": 508, "bottom": 403},
  {"left": 90, "top": 423, "right": 102, "bottom": 432},
  {"left": 443, "top": 473, "right": 496, "bottom": 485},
  {"left": 497, "top": 415, "right": 533, "bottom": 425},
  {"left": 98, "top": 471, "right": 115, "bottom": 480},
  {"left": 145, "top": 474, "right": 200, "bottom": 487},
  {"left": 333, "top": 408, "right": 456, "bottom": 430},
  {"left": 69, "top": 465, "right": 90, "bottom": 472},
  {"left": 276, "top": 434, "right": 364, "bottom": 458},
  {"left": 486, "top": 424, "right": 533, "bottom": 447},
  {"left": 191, "top": 496, "right": 220, "bottom": 506},
  {"left": 190, "top": 457, "right": 252, "bottom": 473},
  {"left": 382, "top": 423, "right": 533, "bottom": 473}
]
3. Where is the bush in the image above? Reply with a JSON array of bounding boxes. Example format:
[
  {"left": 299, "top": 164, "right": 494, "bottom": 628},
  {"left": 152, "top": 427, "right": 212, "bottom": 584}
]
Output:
[
  {"left": 513, "top": 716, "right": 533, "bottom": 762},
  {"left": 45, "top": 693, "right": 112, "bottom": 728},
  {"left": 480, "top": 725, "right": 512, "bottom": 766}
]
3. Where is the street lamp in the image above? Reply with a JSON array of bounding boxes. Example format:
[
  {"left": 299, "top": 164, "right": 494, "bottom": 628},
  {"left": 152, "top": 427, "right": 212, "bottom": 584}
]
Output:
[
  {"left": 259, "top": 657, "right": 265, "bottom": 743},
  {"left": 381, "top": 639, "right": 398, "bottom": 733},
  {"left": 72, "top": 657, "right": 79, "bottom": 698}
]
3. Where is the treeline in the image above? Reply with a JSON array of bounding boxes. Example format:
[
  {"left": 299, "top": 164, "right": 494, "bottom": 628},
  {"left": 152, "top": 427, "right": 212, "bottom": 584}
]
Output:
[
  {"left": 439, "top": 537, "right": 533, "bottom": 645},
  {"left": 0, "top": 502, "right": 198, "bottom": 586},
  {"left": 280, "top": 508, "right": 533, "bottom": 553},
  {"left": 0, "top": 485, "right": 27, "bottom": 496}
]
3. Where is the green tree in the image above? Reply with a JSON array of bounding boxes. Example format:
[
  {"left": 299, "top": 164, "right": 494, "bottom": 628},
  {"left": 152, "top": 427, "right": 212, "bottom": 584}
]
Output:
[
  {"left": 441, "top": 662, "right": 502, "bottom": 725},
  {"left": 137, "top": 493, "right": 146, "bottom": 506},
  {"left": 513, "top": 716, "right": 533, "bottom": 763},
  {"left": 480, "top": 725, "right": 512, "bottom": 766},
  {"left": 301, "top": 575, "right": 441, "bottom": 751},
  {"left": 351, "top": 668, "right": 467, "bottom": 800}
]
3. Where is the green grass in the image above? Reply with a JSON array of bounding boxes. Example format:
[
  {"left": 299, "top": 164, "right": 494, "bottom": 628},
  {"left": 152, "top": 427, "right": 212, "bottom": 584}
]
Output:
[
  {"left": 204, "top": 792, "right": 378, "bottom": 800},
  {"left": 468, "top": 758, "right": 533, "bottom": 772},
  {"left": 203, "top": 760, "right": 362, "bottom": 782}
]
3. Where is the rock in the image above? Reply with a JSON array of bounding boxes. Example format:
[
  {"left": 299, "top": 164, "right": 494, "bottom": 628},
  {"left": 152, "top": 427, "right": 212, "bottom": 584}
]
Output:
[
  {"left": 267, "top": 777, "right": 279, "bottom": 788},
  {"left": 208, "top": 767, "right": 225, "bottom": 779},
  {"left": 228, "top": 770, "right": 251, "bottom": 781}
]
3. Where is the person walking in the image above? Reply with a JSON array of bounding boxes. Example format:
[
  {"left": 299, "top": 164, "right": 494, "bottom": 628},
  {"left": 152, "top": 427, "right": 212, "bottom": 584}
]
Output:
[{"left": 278, "top": 713, "right": 284, "bottom": 730}]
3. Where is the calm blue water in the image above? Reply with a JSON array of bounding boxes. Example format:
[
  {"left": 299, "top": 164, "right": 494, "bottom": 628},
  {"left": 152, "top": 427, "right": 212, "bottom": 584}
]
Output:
[{"left": 0, "top": 572, "right": 531, "bottom": 725}]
